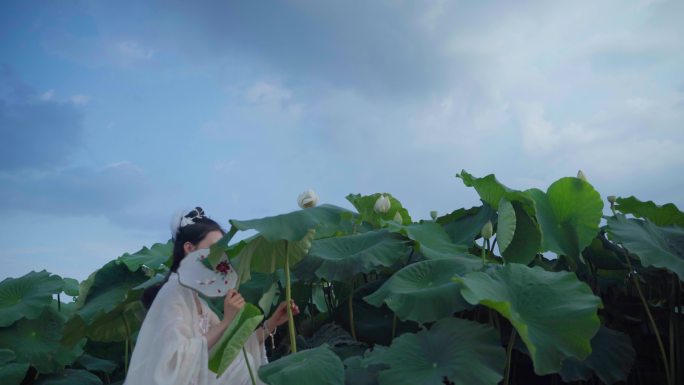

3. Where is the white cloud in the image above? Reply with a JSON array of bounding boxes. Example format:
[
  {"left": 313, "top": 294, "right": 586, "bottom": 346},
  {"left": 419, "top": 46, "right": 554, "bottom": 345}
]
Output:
[
  {"left": 515, "top": 102, "right": 601, "bottom": 155},
  {"left": 243, "top": 81, "right": 303, "bottom": 119},
  {"left": 246, "top": 81, "right": 292, "bottom": 105},
  {"left": 116, "top": 41, "right": 154, "bottom": 61},
  {"left": 70, "top": 94, "right": 91, "bottom": 105},
  {"left": 39, "top": 89, "right": 55, "bottom": 101}
]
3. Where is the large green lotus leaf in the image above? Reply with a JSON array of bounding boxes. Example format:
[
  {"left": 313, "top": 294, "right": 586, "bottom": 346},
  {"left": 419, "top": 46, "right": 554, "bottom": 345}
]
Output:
[
  {"left": 0, "top": 349, "right": 26, "bottom": 385},
  {"left": 560, "top": 326, "right": 635, "bottom": 384},
  {"left": 0, "top": 348, "right": 15, "bottom": 364},
  {"left": 364, "top": 258, "right": 480, "bottom": 324},
  {"left": 0, "top": 306, "right": 81, "bottom": 373},
  {"left": 343, "top": 347, "right": 389, "bottom": 385},
  {"left": 50, "top": 298, "right": 77, "bottom": 323},
  {"left": 606, "top": 214, "right": 684, "bottom": 281},
  {"left": 235, "top": 230, "right": 315, "bottom": 284},
  {"left": 0, "top": 270, "right": 64, "bottom": 327},
  {"left": 384, "top": 221, "right": 470, "bottom": 259},
  {"left": 582, "top": 237, "right": 625, "bottom": 270},
  {"left": 526, "top": 177, "right": 603, "bottom": 261},
  {"left": 309, "top": 282, "right": 329, "bottom": 313},
  {"left": 496, "top": 199, "right": 516, "bottom": 253},
  {"left": 238, "top": 271, "right": 280, "bottom": 314},
  {"left": 296, "top": 322, "right": 367, "bottom": 361},
  {"left": 230, "top": 204, "right": 351, "bottom": 242},
  {"left": 374, "top": 317, "right": 505, "bottom": 385},
  {"left": 86, "top": 300, "right": 146, "bottom": 342},
  {"left": 456, "top": 170, "right": 515, "bottom": 210},
  {"left": 132, "top": 272, "right": 167, "bottom": 291},
  {"left": 346, "top": 193, "right": 412, "bottom": 227},
  {"left": 438, "top": 205, "right": 496, "bottom": 247},
  {"left": 615, "top": 196, "right": 684, "bottom": 227},
  {"left": 258, "top": 344, "right": 345, "bottom": 385},
  {"left": 454, "top": 264, "right": 602, "bottom": 375},
  {"left": 0, "top": 362, "right": 29, "bottom": 385},
  {"left": 34, "top": 369, "right": 103, "bottom": 385},
  {"left": 63, "top": 295, "right": 145, "bottom": 347},
  {"left": 75, "top": 260, "right": 148, "bottom": 324},
  {"left": 297, "top": 230, "right": 411, "bottom": 282},
  {"left": 118, "top": 241, "right": 173, "bottom": 272},
  {"left": 344, "top": 356, "right": 379, "bottom": 385},
  {"left": 334, "top": 281, "right": 420, "bottom": 346},
  {"left": 77, "top": 353, "right": 118, "bottom": 374},
  {"left": 497, "top": 197, "right": 542, "bottom": 264},
  {"left": 61, "top": 278, "right": 80, "bottom": 297},
  {"left": 209, "top": 303, "right": 264, "bottom": 377},
  {"left": 79, "top": 339, "right": 125, "bottom": 371},
  {"left": 61, "top": 314, "right": 87, "bottom": 349}
]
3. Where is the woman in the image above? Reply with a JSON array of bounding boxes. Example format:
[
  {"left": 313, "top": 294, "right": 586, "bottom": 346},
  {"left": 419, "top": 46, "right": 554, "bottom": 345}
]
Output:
[{"left": 124, "top": 207, "right": 299, "bottom": 385}]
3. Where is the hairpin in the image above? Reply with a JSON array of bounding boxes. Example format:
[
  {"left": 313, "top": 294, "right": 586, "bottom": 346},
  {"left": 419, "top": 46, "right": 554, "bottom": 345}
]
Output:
[
  {"left": 180, "top": 207, "right": 205, "bottom": 228},
  {"left": 171, "top": 206, "right": 206, "bottom": 240}
]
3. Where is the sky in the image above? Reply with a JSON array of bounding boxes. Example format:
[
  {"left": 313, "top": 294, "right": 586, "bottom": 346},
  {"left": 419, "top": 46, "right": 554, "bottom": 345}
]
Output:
[{"left": 1, "top": 0, "right": 683, "bottom": 281}]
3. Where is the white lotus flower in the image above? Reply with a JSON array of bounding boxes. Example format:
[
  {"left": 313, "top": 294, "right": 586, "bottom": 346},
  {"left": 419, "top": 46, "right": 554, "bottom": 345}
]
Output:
[
  {"left": 577, "top": 170, "right": 587, "bottom": 182},
  {"left": 374, "top": 195, "right": 391, "bottom": 214},
  {"left": 481, "top": 220, "right": 493, "bottom": 240},
  {"left": 298, "top": 189, "right": 319, "bottom": 209},
  {"left": 393, "top": 211, "right": 403, "bottom": 223}
]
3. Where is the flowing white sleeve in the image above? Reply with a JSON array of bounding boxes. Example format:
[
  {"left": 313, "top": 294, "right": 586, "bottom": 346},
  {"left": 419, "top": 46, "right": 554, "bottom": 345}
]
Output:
[
  {"left": 245, "top": 330, "right": 269, "bottom": 368},
  {"left": 124, "top": 282, "right": 209, "bottom": 385}
]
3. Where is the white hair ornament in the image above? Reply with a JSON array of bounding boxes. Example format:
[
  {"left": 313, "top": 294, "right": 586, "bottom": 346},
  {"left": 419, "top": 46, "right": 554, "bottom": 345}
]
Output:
[{"left": 170, "top": 206, "right": 206, "bottom": 240}]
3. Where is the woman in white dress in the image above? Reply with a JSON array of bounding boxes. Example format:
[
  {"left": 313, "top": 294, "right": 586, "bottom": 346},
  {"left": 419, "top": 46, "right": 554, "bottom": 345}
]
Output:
[{"left": 124, "top": 207, "right": 299, "bottom": 385}]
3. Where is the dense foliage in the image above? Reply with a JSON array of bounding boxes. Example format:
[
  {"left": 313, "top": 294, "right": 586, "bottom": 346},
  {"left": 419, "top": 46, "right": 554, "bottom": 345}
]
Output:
[{"left": 1, "top": 170, "right": 682, "bottom": 385}]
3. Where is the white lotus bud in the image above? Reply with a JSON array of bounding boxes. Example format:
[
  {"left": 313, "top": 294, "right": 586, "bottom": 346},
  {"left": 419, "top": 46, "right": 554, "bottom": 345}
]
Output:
[
  {"left": 374, "top": 194, "right": 391, "bottom": 214},
  {"left": 393, "top": 211, "right": 403, "bottom": 223},
  {"left": 577, "top": 170, "right": 587, "bottom": 182},
  {"left": 430, "top": 211, "right": 438, "bottom": 220},
  {"left": 481, "top": 220, "right": 493, "bottom": 240},
  {"left": 297, "top": 189, "right": 319, "bottom": 209}
]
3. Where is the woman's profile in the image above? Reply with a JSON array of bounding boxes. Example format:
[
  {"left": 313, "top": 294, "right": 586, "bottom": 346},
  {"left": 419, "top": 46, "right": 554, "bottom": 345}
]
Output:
[{"left": 124, "top": 207, "right": 299, "bottom": 385}]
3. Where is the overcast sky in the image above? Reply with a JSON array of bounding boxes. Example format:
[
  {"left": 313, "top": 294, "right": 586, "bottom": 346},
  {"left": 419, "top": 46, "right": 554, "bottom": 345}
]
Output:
[{"left": 1, "top": 0, "right": 683, "bottom": 281}]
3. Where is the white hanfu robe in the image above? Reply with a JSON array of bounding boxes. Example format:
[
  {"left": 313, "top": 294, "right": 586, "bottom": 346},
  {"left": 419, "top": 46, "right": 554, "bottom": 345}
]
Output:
[{"left": 124, "top": 272, "right": 268, "bottom": 385}]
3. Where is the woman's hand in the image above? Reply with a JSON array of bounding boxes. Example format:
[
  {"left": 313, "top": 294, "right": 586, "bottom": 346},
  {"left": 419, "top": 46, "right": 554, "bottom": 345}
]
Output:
[
  {"left": 223, "top": 289, "right": 245, "bottom": 325},
  {"left": 266, "top": 300, "right": 300, "bottom": 330}
]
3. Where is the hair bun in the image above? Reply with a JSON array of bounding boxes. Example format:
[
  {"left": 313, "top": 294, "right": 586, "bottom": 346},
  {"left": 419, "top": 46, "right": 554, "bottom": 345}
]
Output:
[{"left": 170, "top": 206, "right": 207, "bottom": 240}]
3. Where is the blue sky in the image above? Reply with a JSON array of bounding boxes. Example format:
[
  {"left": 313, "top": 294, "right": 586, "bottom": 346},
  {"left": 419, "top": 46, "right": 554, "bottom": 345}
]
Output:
[{"left": 1, "top": 0, "right": 683, "bottom": 281}]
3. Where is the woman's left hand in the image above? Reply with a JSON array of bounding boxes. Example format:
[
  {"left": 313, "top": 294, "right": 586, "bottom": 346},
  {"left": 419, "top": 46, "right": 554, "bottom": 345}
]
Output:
[{"left": 267, "top": 300, "right": 300, "bottom": 329}]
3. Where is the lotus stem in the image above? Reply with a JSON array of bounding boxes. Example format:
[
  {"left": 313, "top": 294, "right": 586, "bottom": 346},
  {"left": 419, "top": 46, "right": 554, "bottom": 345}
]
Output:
[
  {"left": 625, "top": 254, "right": 672, "bottom": 385},
  {"left": 285, "top": 251, "right": 297, "bottom": 353},
  {"left": 489, "top": 310, "right": 500, "bottom": 331},
  {"left": 391, "top": 313, "right": 397, "bottom": 339},
  {"left": 123, "top": 312, "right": 132, "bottom": 375},
  {"left": 348, "top": 295, "right": 357, "bottom": 340},
  {"left": 243, "top": 347, "right": 257, "bottom": 385},
  {"left": 481, "top": 242, "right": 486, "bottom": 265},
  {"left": 124, "top": 338, "right": 129, "bottom": 375},
  {"left": 504, "top": 328, "right": 517, "bottom": 385}
]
